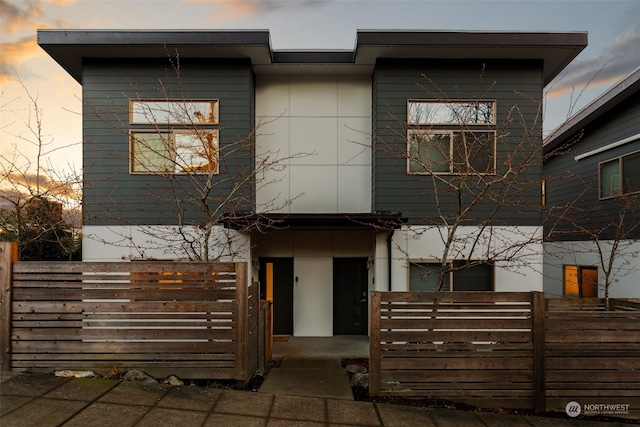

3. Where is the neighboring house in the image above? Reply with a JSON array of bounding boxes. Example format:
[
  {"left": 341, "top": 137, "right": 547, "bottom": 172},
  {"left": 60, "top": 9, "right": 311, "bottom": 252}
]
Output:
[
  {"left": 38, "top": 29, "right": 586, "bottom": 336},
  {"left": 543, "top": 68, "right": 640, "bottom": 298}
]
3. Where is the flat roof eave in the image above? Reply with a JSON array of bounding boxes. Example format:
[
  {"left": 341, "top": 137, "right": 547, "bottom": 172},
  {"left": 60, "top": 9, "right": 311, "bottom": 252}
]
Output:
[{"left": 37, "top": 29, "right": 587, "bottom": 84}]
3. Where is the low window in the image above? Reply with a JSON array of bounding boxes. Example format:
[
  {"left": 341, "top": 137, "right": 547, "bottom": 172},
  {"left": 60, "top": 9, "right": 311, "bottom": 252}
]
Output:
[
  {"left": 409, "top": 261, "right": 493, "bottom": 291},
  {"left": 408, "top": 130, "right": 495, "bottom": 174},
  {"left": 408, "top": 100, "right": 495, "bottom": 125},
  {"left": 130, "top": 129, "right": 218, "bottom": 174},
  {"left": 130, "top": 100, "right": 218, "bottom": 124},
  {"left": 599, "top": 151, "right": 640, "bottom": 198},
  {"left": 563, "top": 265, "right": 598, "bottom": 297}
]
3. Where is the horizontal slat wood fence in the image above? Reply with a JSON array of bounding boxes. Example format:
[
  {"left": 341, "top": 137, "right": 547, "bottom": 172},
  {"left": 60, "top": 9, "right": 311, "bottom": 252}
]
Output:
[
  {"left": 370, "top": 291, "right": 640, "bottom": 417},
  {"left": 1, "top": 243, "right": 267, "bottom": 384},
  {"left": 545, "top": 297, "right": 640, "bottom": 416}
]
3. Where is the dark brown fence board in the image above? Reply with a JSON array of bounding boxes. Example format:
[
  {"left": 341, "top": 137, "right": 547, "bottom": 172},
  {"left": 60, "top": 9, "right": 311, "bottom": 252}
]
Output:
[
  {"left": 370, "top": 291, "right": 536, "bottom": 409},
  {"left": 4, "top": 259, "right": 267, "bottom": 382},
  {"left": 370, "top": 291, "right": 639, "bottom": 416}
]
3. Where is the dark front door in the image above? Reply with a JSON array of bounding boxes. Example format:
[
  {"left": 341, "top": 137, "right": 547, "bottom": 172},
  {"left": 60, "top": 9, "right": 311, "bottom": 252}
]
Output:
[
  {"left": 333, "top": 258, "right": 368, "bottom": 335},
  {"left": 259, "top": 258, "right": 294, "bottom": 335}
]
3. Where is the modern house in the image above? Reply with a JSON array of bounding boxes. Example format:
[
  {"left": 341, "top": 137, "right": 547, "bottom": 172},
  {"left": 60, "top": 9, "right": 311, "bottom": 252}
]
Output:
[
  {"left": 38, "top": 29, "right": 587, "bottom": 336},
  {"left": 543, "top": 67, "right": 640, "bottom": 298}
]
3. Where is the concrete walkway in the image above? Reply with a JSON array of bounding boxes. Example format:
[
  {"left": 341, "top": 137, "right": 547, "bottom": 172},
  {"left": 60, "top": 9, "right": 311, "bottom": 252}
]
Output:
[
  {"left": 0, "top": 371, "right": 630, "bottom": 427},
  {"left": 258, "top": 356, "right": 354, "bottom": 400}
]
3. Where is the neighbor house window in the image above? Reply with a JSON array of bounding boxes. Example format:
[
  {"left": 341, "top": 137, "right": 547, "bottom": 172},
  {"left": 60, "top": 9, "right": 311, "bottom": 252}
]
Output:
[
  {"left": 130, "top": 129, "right": 218, "bottom": 174},
  {"left": 563, "top": 265, "right": 598, "bottom": 297},
  {"left": 599, "top": 151, "right": 640, "bottom": 198},
  {"left": 407, "top": 100, "right": 496, "bottom": 175},
  {"left": 409, "top": 261, "right": 493, "bottom": 291},
  {"left": 408, "top": 130, "right": 496, "bottom": 174},
  {"left": 130, "top": 100, "right": 218, "bottom": 124}
]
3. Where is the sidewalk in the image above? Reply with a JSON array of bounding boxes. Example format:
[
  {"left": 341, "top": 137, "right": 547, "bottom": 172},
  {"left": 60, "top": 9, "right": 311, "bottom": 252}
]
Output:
[{"left": 1, "top": 372, "right": 630, "bottom": 427}]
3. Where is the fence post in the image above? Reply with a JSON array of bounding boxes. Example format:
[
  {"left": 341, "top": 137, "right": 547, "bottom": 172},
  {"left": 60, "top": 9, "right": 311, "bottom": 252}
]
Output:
[
  {"left": 369, "top": 291, "right": 381, "bottom": 396},
  {"left": 532, "top": 291, "right": 546, "bottom": 412},
  {"left": 1, "top": 242, "right": 18, "bottom": 371},
  {"left": 235, "top": 262, "right": 249, "bottom": 385}
]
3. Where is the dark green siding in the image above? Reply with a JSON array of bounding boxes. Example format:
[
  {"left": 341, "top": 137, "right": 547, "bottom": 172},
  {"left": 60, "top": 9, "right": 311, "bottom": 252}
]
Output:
[
  {"left": 83, "top": 58, "right": 255, "bottom": 225},
  {"left": 544, "top": 93, "right": 640, "bottom": 240},
  {"left": 372, "top": 59, "right": 544, "bottom": 226}
]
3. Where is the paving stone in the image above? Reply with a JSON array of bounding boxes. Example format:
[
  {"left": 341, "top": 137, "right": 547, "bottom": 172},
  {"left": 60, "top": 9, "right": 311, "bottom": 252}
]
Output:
[
  {"left": 204, "top": 412, "right": 266, "bottom": 427},
  {"left": 98, "top": 380, "right": 168, "bottom": 406},
  {"left": 475, "top": 411, "right": 537, "bottom": 426},
  {"left": 136, "top": 406, "right": 208, "bottom": 427},
  {"left": 0, "top": 397, "right": 86, "bottom": 427},
  {"left": 44, "top": 377, "right": 119, "bottom": 401},
  {"left": 260, "top": 367, "right": 353, "bottom": 400},
  {"left": 157, "top": 385, "right": 222, "bottom": 411},
  {"left": 427, "top": 408, "right": 487, "bottom": 427},
  {"left": 0, "top": 395, "right": 31, "bottom": 416},
  {"left": 267, "top": 419, "right": 325, "bottom": 427},
  {"left": 63, "top": 402, "right": 149, "bottom": 427},
  {"left": 213, "top": 389, "right": 273, "bottom": 417},
  {"left": 270, "top": 394, "right": 326, "bottom": 422},
  {"left": 0, "top": 373, "right": 69, "bottom": 397},
  {"left": 376, "top": 402, "right": 436, "bottom": 427},
  {"left": 327, "top": 399, "right": 380, "bottom": 426}
]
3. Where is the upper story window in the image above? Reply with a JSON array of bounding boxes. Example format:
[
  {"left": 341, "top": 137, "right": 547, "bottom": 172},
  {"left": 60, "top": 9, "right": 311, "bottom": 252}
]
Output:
[
  {"left": 599, "top": 150, "right": 640, "bottom": 199},
  {"left": 408, "top": 130, "right": 496, "bottom": 174},
  {"left": 408, "top": 100, "right": 495, "bottom": 125},
  {"left": 130, "top": 130, "right": 218, "bottom": 174},
  {"left": 129, "top": 100, "right": 219, "bottom": 175},
  {"left": 130, "top": 100, "right": 218, "bottom": 124},
  {"left": 407, "top": 100, "right": 496, "bottom": 175}
]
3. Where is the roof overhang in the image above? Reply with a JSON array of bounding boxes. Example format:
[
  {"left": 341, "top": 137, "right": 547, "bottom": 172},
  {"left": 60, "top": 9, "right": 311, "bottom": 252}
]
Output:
[
  {"left": 38, "top": 29, "right": 587, "bottom": 84},
  {"left": 221, "top": 213, "right": 406, "bottom": 232},
  {"left": 543, "top": 67, "right": 640, "bottom": 154}
]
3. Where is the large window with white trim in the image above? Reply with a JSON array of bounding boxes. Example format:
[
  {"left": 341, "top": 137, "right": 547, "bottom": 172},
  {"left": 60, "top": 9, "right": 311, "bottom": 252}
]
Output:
[{"left": 599, "top": 151, "right": 640, "bottom": 198}]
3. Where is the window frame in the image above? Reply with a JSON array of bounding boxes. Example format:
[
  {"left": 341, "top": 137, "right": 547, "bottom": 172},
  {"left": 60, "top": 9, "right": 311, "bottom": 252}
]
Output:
[
  {"left": 130, "top": 129, "right": 219, "bottom": 175},
  {"left": 407, "top": 129, "right": 496, "bottom": 175},
  {"left": 408, "top": 260, "right": 494, "bottom": 292},
  {"left": 598, "top": 149, "right": 640, "bottom": 199},
  {"left": 129, "top": 99, "right": 219, "bottom": 125},
  {"left": 407, "top": 99, "right": 497, "bottom": 126}
]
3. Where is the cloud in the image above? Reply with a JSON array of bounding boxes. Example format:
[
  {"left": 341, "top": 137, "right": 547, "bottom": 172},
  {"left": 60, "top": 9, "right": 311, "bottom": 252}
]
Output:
[
  {"left": 0, "top": 0, "right": 77, "bottom": 84},
  {"left": 546, "top": 28, "right": 640, "bottom": 98},
  {"left": 0, "top": 34, "right": 42, "bottom": 84},
  {"left": 0, "top": 0, "right": 44, "bottom": 34},
  {"left": 1, "top": 172, "right": 78, "bottom": 199},
  {"left": 187, "top": 0, "right": 326, "bottom": 21}
]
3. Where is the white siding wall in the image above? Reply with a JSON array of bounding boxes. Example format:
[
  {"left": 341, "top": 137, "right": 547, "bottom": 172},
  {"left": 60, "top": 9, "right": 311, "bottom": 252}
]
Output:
[
  {"left": 83, "top": 225, "right": 251, "bottom": 262},
  {"left": 255, "top": 74, "right": 372, "bottom": 214},
  {"left": 544, "top": 240, "right": 640, "bottom": 298},
  {"left": 385, "top": 225, "right": 544, "bottom": 292}
]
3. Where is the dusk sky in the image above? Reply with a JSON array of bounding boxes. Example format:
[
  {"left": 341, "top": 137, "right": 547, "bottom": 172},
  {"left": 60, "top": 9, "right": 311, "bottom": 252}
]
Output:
[{"left": 1, "top": 0, "right": 639, "bottom": 176}]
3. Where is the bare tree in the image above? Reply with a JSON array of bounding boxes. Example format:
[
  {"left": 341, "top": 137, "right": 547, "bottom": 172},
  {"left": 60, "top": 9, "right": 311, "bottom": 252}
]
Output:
[
  {"left": 377, "top": 70, "right": 546, "bottom": 291},
  {"left": 84, "top": 54, "right": 307, "bottom": 261},
  {"left": 0, "top": 82, "right": 82, "bottom": 260},
  {"left": 545, "top": 177, "right": 640, "bottom": 308}
]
